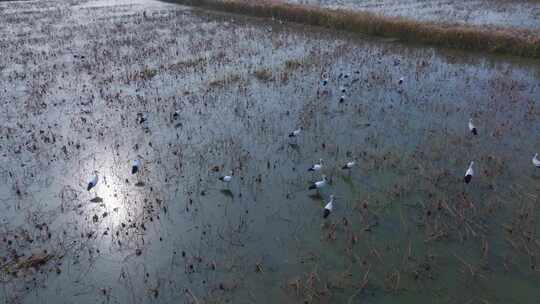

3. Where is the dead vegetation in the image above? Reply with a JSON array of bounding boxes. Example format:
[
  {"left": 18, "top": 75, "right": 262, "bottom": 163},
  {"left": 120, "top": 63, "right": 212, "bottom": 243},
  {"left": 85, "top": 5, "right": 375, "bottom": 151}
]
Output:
[
  {"left": 167, "top": 0, "right": 540, "bottom": 58},
  {"left": 253, "top": 68, "right": 273, "bottom": 82},
  {"left": 1, "top": 0, "right": 539, "bottom": 302}
]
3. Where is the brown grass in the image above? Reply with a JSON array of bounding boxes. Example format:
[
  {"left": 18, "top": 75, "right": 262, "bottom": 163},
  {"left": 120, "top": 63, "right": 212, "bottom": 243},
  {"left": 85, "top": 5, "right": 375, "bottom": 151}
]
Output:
[
  {"left": 284, "top": 59, "right": 303, "bottom": 70},
  {"left": 253, "top": 68, "right": 273, "bottom": 82},
  {"left": 164, "top": 0, "right": 540, "bottom": 59},
  {"left": 208, "top": 73, "right": 242, "bottom": 88}
]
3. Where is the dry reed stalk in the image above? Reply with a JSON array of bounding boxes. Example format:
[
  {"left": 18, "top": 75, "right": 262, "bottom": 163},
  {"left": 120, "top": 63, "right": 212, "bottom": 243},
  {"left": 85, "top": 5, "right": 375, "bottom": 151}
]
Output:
[{"left": 167, "top": 0, "right": 540, "bottom": 58}]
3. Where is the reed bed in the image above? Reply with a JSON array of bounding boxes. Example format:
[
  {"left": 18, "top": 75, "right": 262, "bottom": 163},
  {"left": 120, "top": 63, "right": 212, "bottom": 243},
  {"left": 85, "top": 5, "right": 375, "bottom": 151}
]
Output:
[{"left": 166, "top": 0, "right": 540, "bottom": 58}]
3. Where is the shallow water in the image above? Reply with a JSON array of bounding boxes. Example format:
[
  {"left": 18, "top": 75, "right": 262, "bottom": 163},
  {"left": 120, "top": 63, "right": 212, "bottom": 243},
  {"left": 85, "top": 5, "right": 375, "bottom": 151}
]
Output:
[
  {"left": 286, "top": 0, "right": 540, "bottom": 30},
  {"left": 0, "top": 0, "right": 539, "bottom": 303}
]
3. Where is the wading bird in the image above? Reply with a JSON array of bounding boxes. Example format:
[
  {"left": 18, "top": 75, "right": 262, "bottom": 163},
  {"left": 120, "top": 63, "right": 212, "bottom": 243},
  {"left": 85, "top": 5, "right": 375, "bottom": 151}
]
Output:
[
  {"left": 87, "top": 172, "right": 99, "bottom": 191},
  {"left": 469, "top": 118, "right": 477, "bottom": 135},
  {"left": 323, "top": 195, "right": 334, "bottom": 218},
  {"left": 342, "top": 161, "right": 356, "bottom": 170},
  {"left": 289, "top": 128, "right": 301, "bottom": 138},
  {"left": 132, "top": 159, "right": 141, "bottom": 174},
  {"left": 309, "top": 175, "right": 327, "bottom": 190},
  {"left": 464, "top": 161, "right": 474, "bottom": 184},
  {"left": 308, "top": 159, "right": 323, "bottom": 172},
  {"left": 533, "top": 153, "right": 540, "bottom": 168},
  {"left": 219, "top": 171, "right": 233, "bottom": 182}
]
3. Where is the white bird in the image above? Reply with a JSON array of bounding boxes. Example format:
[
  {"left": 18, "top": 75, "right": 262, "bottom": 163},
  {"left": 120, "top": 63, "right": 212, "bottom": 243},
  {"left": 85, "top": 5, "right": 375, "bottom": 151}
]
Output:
[
  {"left": 172, "top": 110, "right": 181, "bottom": 120},
  {"left": 323, "top": 195, "right": 334, "bottom": 218},
  {"left": 219, "top": 171, "right": 233, "bottom": 182},
  {"left": 308, "top": 159, "right": 323, "bottom": 172},
  {"left": 464, "top": 161, "right": 474, "bottom": 184},
  {"left": 289, "top": 128, "right": 301, "bottom": 138},
  {"left": 309, "top": 175, "right": 327, "bottom": 190},
  {"left": 533, "top": 153, "right": 540, "bottom": 168},
  {"left": 398, "top": 76, "right": 404, "bottom": 85},
  {"left": 342, "top": 161, "right": 356, "bottom": 170},
  {"left": 468, "top": 118, "right": 477, "bottom": 135},
  {"left": 87, "top": 172, "right": 98, "bottom": 191},
  {"left": 132, "top": 159, "right": 141, "bottom": 174}
]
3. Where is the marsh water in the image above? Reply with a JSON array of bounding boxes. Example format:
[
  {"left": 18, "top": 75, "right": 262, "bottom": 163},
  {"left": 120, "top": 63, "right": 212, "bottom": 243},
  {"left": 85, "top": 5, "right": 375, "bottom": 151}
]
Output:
[{"left": 0, "top": 0, "right": 539, "bottom": 303}]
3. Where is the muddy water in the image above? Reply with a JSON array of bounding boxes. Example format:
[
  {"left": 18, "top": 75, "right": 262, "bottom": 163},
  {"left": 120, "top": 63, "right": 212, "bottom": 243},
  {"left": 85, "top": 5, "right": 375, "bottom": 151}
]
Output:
[
  {"left": 286, "top": 0, "right": 540, "bottom": 30},
  {"left": 0, "top": 0, "right": 539, "bottom": 303}
]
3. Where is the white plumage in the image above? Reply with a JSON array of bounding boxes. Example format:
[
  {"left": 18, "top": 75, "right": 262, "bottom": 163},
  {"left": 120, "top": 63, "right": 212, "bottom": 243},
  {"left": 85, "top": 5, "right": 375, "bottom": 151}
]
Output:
[
  {"left": 308, "top": 159, "right": 323, "bottom": 172},
  {"left": 533, "top": 153, "right": 540, "bottom": 168},
  {"left": 132, "top": 159, "right": 141, "bottom": 174},
  {"left": 309, "top": 175, "right": 327, "bottom": 190},
  {"left": 468, "top": 118, "right": 477, "bottom": 135},
  {"left": 342, "top": 161, "right": 356, "bottom": 170},
  {"left": 289, "top": 128, "right": 301, "bottom": 138},
  {"left": 219, "top": 171, "right": 233, "bottom": 182},
  {"left": 87, "top": 173, "right": 98, "bottom": 191},
  {"left": 323, "top": 195, "right": 334, "bottom": 218},
  {"left": 464, "top": 161, "right": 474, "bottom": 184}
]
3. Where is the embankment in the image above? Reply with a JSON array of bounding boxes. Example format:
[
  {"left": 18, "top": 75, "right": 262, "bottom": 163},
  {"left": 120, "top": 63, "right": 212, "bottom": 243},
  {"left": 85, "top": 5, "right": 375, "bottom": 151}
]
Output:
[{"left": 164, "top": 0, "right": 540, "bottom": 59}]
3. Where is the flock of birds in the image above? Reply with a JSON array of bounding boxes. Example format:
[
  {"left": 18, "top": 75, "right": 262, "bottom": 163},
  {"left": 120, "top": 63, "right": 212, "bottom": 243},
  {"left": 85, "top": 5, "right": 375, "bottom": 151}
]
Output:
[
  {"left": 288, "top": 125, "right": 367, "bottom": 218},
  {"left": 285, "top": 77, "right": 539, "bottom": 218},
  {"left": 465, "top": 120, "right": 540, "bottom": 183},
  {"left": 84, "top": 75, "right": 540, "bottom": 220}
]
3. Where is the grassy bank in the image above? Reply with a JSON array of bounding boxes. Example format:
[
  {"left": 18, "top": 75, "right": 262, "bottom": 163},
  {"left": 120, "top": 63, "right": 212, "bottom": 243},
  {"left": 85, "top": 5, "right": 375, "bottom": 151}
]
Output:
[{"left": 164, "top": 0, "right": 540, "bottom": 59}]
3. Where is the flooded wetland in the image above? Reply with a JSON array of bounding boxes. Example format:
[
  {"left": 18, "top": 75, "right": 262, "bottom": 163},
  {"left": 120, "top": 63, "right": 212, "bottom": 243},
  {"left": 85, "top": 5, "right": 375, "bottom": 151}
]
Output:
[{"left": 0, "top": 0, "right": 539, "bottom": 303}]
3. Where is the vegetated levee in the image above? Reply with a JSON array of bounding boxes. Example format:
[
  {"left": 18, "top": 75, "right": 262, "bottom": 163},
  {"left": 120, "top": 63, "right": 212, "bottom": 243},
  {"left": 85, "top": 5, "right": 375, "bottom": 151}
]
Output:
[
  {"left": 1, "top": 0, "right": 540, "bottom": 303},
  {"left": 163, "top": 0, "right": 540, "bottom": 59},
  {"left": 284, "top": 0, "right": 540, "bottom": 31}
]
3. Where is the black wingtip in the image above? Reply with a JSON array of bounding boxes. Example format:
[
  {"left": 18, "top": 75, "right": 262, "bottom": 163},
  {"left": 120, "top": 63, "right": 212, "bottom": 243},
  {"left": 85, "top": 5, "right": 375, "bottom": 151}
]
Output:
[
  {"left": 87, "top": 184, "right": 92, "bottom": 191},
  {"left": 342, "top": 165, "right": 348, "bottom": 170},
  {"left": 308, "top": 185, "right": 316, "bottom": 190},
  {"left": 472, "top": 128, "right": 478, "bottom": 135},
  {"left": 308, "top": 168, "right": 314, "bottom": 171},
  {"left": 132, "top": 166, "right": 138, "bottom": 174},
  {"left": 323, "top": 209, "right": 330, "bottom": 218},
  {"left": 464, "top": 175, "right": 472, "bottom": 184},
  {"left": 219, "top": 177, "right": 225, "bottom": 181},
  {"left": 288, "top": 133, "right": 294, "bottom": 138}
]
